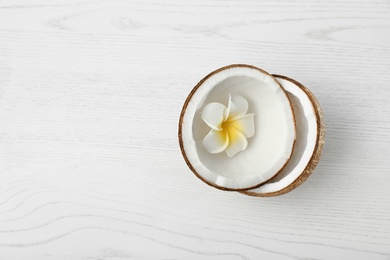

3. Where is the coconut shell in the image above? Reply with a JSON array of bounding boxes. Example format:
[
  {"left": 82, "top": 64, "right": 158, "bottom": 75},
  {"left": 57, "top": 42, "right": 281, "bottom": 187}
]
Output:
[
  {"left": 241, "top": 75, "right": 325, "bottom": 197},
  {"left": 178, "top": 65, "right": 297, "bottom": 191}
]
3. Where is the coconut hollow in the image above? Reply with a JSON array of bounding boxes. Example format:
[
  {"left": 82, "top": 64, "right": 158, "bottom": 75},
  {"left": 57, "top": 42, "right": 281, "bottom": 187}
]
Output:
[
  {"left": 178, "top": 65, "right": 297, "bottom": 191},
  {"left": 241, "top": 75, "right": 325, "bottom": 197}
]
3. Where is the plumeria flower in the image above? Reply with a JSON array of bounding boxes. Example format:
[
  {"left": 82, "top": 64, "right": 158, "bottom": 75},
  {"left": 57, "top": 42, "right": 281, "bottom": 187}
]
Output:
[{"left": 201, "top": 94, "right": 255, "bottom": 158}]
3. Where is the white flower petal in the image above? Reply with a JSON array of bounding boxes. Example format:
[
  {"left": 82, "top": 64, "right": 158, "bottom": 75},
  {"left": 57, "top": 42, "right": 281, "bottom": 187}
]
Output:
[
  {"left": 231, "top": 113, "right": 255, "bottom": 138},
  {"left": 226, "top": 94, "right": 248, "bottom": 120},
  {"left": 225, "top": 127, "right": 248, "bottom": 158},
  {"left": 201, "top": 102, "right": 226, "bottom": 131},
  {"left": 202, "top": 129, "right": 229, "bottom": 154}
]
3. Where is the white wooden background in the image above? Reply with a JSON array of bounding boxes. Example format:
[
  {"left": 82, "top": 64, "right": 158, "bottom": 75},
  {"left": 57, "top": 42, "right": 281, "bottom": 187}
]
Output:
[{"left": 0, "top": 0, "right": 389, "bottom": 259}]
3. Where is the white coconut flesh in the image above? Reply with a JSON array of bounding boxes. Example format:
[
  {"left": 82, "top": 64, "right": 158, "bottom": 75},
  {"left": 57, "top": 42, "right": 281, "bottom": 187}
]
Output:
[
  {"left": 179, "top": 65, "right": 296, "bottom": 190},
  {"left": 244, "top": 76, "right": 318, "bottom": 195}
]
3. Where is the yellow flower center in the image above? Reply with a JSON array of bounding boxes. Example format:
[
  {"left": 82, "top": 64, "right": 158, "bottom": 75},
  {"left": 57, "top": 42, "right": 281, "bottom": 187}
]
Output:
[{"left": 219, "top": 118, "right": 242, "bottom": 144}]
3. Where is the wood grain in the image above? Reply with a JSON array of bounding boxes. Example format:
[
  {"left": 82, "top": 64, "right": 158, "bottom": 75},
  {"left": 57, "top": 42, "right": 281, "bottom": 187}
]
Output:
[{"left": 0, "top": 0, "right": 390, "bottom": 259}]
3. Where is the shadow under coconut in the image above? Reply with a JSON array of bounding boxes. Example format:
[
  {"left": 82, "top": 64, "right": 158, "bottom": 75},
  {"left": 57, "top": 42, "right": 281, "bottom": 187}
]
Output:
[
  {"left": 225, "top": 109, "right": 363, "bottom": 238},
  {"left": 241, "top": 79, "right": 357, "bottom": 201},
  {"left": 262, "top": 90, "right": 354, "bottom": 202},
  {"left": 295, "top": 93, "right": 354, "bottom": 199}
]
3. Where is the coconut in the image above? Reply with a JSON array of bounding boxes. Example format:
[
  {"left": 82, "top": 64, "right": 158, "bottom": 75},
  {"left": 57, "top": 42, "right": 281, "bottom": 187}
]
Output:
[
  {"left": 178, "top": 65, "right": 296, "bottom": 191},
  {"left": 241, "top": 75, "right": 325, "bottom": 197}
]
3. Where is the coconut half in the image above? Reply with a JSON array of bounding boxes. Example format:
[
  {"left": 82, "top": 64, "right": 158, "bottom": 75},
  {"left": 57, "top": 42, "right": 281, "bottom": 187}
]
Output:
[
  {"left": 178, "top": 65, "right": 296, "bottom": 190},
  {"left": 241, "top": 75, "right": 325, "bottom": 197}
]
